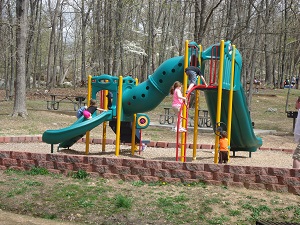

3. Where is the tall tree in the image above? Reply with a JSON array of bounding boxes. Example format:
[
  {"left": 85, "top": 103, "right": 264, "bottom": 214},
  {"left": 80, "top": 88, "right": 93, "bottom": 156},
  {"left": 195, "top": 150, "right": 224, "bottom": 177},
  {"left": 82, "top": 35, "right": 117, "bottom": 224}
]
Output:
[
  {"left": 80, "top": 0, "right": 94, "bottom": 85},
  {"left": 13, "top": 0, "right": 28, "bottom": 117},
  {"left": 247, "top": 1, "right": 263, "bottom": 108},
  {"left": 25, "top": 0, "right": 39, "bottom": 88},
  {"left": 101, "top": 0, "right": 113, "bottom": 74},
  {"left": 112, "top": 0, "right": 123, "bottom": 76},
  {"left": 146, "top": 0, "right": 155, "bottom": 74},
  {"left": 33, "top": 0, "right": 42, "bottom": 88},
  {"left": 46, "top": 0, "right": 61, "bottom": 88},
  {"left": 5, "top": 1, "right": 15, "bottom": 100},
  {"left": 262, "top": 0, "right": 277, "bottom": 85},
  {"left": 194, "top": 0, "right": 223, "bottom": 43}
]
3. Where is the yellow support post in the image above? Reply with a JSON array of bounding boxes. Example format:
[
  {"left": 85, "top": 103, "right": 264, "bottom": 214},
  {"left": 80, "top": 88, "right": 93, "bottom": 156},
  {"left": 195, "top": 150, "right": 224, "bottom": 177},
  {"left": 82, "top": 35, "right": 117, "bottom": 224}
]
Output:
[
  {"left": 85, "top": 75, "right": 92, "bottom": 155},
  {"left": 183, "top": 41, "right": 189, "bottom": 100},
  {"left": 102, "top": 89, "right": 108, "bottom": 152},
  {"left": 214, "top": 40, "right": 225, "bottom": 163},
  {"left": 131, "top": 78, "right": 139, "bottom": 155},
  {"left": 131, "top": 114, "right": 137, "bottom": 155},
  {"left": 115, "top": 76, "right": 123, "bottom": 156},
  {"left": 181, "top": 40, "right": 189, "bottom": 162},
  {"left": 227, "top": 45, "right": 236, "bottom": 161},
  {"left": 192, "top": 44, "right": 202, "bottom": 160}
]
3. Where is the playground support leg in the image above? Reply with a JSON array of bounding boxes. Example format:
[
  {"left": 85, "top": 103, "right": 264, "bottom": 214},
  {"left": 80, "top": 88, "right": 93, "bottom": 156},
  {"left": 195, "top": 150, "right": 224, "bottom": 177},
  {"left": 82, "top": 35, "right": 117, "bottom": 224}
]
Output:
[{"left": 115, "top": 76, "right": 123, "bottom": 156}]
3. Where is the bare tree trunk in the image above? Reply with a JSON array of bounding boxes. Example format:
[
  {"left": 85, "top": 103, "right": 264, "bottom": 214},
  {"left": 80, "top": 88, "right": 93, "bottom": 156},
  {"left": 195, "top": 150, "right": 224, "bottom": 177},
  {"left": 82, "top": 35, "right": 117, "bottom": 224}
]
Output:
[
  {"left": 93, "top": 0, "right": 104, "bottom": 75},
  {"left": 13, "top": 0, "right": 28, "bottom": 118},
  {"left": 46, "top": 0, "right": 60, "bottom": 88},
  {"left": 112, "top": 0, "right": 123, "bottom": 76},
  {"left": 157, "top": 1, "right": 171, "bottom": 65},
  {"left": 0, "top": 0, "right": 2, "bottom": 38},
  {"left": 33, "top": 0, "right": 42, "bottom": 88},
  {"left": 147, "top": 0, "right": 154, "bottom": 75},
  {"left": 5, "top": 1, "right": 15, "bottom": 100},
  {"left": 279, "top": 0, "right": 288, "bottom": 89},
  {"left": 80, "top": 0, "right": 93, "bottom": 84},
  {"left": 194, "top": 0, "right": 223, "bottom": 43},
  {"left": 58, "top": 9, "right": 64, "bottom": 86},
  {"left": 102, "top": 0, "right": 113, "bottom": 74},
  {"left": 73, "top": 21, "right": 79, "bottom": 87},
  {"left": 26, "top": 0, "right": 39, "bottom": 88},
  {"left": 246, "top": 1, "right": 262, "bottom": 109},
  {"left": 178, "top": 1, "right": 188, "bottom": 55},
  {"left": 225, "top": 0, "right": 234, "bottom": 40},
  {"left": 263, "top": 0, "right": 275, "bottom": 85}
]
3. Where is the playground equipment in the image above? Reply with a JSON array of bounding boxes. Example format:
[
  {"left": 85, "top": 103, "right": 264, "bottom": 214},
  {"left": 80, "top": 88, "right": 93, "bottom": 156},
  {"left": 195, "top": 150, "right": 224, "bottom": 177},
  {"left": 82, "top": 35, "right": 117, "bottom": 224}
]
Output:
[
  {"left": 43, "top": 75, "right": 151, "bottom": 154},
  {"left": 203, "top": 41, "right": 262, "bottom": 160},
  {"left": 175, "top": 40, "right": 262, "bottom": 162},
  {"left": 42, "top": 39, "right": 262, "bottom": 163}
]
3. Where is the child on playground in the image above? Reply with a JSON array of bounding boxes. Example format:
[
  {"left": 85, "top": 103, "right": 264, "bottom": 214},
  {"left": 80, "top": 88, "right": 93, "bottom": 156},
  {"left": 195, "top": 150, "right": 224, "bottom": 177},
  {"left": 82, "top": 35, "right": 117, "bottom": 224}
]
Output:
[
  {"left": 83, "top": 99, "right": 106, "bottom": 119},
  {"left": 185, "top": 66, "right": 208, "bottom": 93},
  {"left": 218, "top": 131, "right": 229, "bottom": 164},
  {"left": 76, "top": 105, "right": 87, "bottom": 118},
  {"left": 170, "top": 81, "right": 186, "bottom": 132},
  {"left": 107, "top": 91, "right": 113, "bottom": 109}
]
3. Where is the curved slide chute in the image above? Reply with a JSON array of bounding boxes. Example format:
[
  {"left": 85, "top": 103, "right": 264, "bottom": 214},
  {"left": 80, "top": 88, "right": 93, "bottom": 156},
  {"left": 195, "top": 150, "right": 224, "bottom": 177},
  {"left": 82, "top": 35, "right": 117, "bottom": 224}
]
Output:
[
  {"left": 42, "top": 111, "right": 113, "bottom": 148},
  {"left": 204, "top": 86, "right": 262, "bottom": 152}
]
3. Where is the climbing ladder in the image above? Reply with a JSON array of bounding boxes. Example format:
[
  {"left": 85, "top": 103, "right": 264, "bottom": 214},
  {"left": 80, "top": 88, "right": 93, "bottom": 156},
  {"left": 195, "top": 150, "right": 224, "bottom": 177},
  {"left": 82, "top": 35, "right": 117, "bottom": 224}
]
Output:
[
  {"left": 175, "top": 94, "right": 190, "bottom": 162},
  {"left": 175, "top": 41, "right": 221, "bottom": 162},
  {"left": 175, "top": 84, "right": 217, "bottom": 162}
]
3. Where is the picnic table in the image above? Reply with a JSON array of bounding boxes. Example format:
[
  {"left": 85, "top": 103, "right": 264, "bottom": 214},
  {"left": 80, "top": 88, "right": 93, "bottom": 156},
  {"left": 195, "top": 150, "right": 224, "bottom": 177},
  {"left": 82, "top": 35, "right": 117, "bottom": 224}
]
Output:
[
  {"left": 159, "top": 107, "right": 175, "bottom": 124},
  {"left": 189, "top": 109, "right": 211, "bottom": 127},
  {"left": 46, "top": 94, "right": 86, "bottom": 111},
  {"left": 159, "top": 107, "right": 211, "bottom": 127},
  {"left": 286, "top": 110, "right": 298, "bottom": 131}
]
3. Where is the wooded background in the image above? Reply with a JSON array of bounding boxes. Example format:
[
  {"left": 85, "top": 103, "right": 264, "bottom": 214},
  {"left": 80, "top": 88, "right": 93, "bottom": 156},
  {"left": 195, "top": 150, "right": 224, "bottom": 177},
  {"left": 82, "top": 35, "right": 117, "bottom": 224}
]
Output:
[{"left": 0, "top": 0, "right": 299, "bottom": 117}]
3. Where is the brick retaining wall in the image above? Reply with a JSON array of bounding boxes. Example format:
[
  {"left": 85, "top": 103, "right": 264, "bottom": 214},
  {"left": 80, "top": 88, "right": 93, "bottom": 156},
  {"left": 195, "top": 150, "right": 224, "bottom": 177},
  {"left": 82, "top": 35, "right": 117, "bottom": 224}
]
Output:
[{"left": 0, "top": 136, "right": 299, "bottom": 195}]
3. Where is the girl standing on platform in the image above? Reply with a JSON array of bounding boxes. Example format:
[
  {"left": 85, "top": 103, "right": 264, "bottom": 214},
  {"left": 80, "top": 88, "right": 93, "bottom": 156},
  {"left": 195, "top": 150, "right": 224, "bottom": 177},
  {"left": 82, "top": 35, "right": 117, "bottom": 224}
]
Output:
[{"left": 170, "top": 81, "right": 186, "bottom": 132}]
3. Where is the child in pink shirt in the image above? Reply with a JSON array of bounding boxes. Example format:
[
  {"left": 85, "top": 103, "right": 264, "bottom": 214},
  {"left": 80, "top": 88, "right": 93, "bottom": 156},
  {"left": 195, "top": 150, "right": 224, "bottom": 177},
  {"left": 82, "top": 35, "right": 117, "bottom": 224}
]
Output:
[{"left": 170, "top": 81, "right": 186, "bottom": 132}]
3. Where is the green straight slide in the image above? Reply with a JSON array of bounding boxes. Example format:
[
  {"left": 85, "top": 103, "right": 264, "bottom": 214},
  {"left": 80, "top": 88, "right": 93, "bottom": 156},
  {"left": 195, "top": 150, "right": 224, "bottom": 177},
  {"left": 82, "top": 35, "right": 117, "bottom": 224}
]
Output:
[{"left": 42, "top": 111, "right": 113, "bottom": 147}]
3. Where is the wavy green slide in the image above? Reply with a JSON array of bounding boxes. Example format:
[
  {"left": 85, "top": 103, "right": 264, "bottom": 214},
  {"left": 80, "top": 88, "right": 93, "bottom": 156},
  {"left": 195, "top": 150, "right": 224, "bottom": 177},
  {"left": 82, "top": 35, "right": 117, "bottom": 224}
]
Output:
[{"left": 42, "top": 111, "right": 113, "bottom": 148}]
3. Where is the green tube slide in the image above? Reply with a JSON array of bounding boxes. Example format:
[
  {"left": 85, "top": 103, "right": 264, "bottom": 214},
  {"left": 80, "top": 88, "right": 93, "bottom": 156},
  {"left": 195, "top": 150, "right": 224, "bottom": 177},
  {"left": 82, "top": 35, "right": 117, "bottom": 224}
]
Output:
[
  {"left": 42, "top": 56, "right": 186, "bottom": 149},
  {"left": 122, "top": 56, "right": 185, "bottom": 114}
]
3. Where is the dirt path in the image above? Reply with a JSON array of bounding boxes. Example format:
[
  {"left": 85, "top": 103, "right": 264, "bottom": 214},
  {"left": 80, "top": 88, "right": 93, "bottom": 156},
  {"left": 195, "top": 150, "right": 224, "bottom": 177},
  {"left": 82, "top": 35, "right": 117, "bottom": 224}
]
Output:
[{"left": 0, "top": 210, "right": 81, "bottom": 225}]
